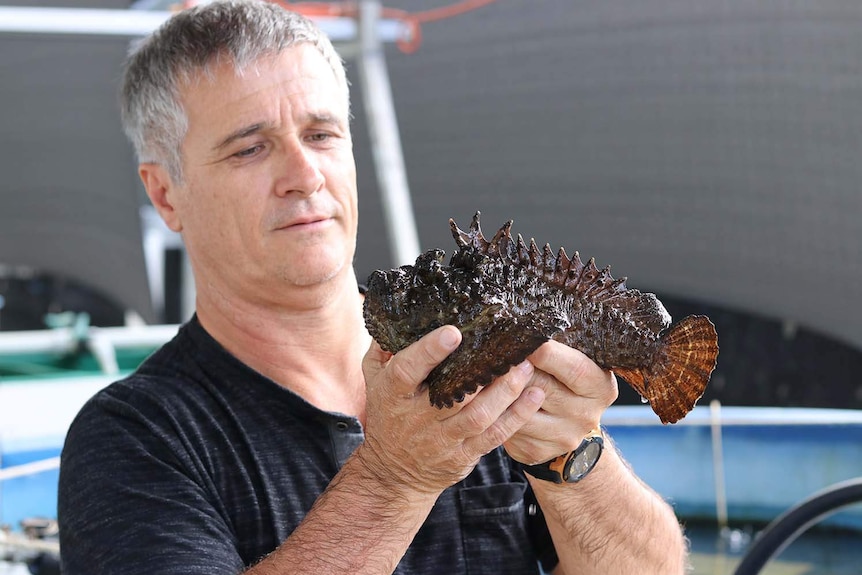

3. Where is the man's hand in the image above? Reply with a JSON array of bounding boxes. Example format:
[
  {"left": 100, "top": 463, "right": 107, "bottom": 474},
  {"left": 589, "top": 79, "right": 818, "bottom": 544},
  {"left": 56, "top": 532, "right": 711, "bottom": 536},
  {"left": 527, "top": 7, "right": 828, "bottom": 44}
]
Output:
[
  {"left": 359, "top": 325, "right": 546, "bottom": 496},
  {"left": 503, "top": 340, "right": 618, "bottom": 465},
  {"left": 251, "top": 327, "right": 547, "bottom": 575},
  {"left": 494, "top": 340, "right": 689, "bottom": 574}
]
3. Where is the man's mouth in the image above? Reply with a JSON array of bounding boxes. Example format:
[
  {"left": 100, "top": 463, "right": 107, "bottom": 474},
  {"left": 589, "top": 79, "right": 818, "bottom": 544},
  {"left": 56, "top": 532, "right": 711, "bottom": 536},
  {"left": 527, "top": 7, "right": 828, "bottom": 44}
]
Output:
[{"left": 279, "top": 215, "right": 332, "bottom": 230}]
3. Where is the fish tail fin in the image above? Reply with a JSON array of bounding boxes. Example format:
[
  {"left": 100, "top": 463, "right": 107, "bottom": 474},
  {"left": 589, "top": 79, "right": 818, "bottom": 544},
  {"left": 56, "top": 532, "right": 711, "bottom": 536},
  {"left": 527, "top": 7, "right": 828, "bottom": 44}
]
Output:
[{"left": 616, "top": 315, "right": 718, "bottom": 424}]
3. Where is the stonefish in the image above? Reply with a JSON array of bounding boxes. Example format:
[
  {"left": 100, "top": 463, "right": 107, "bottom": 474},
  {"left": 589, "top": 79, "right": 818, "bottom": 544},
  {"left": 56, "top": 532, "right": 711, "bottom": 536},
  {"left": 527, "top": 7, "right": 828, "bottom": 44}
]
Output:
[{"left": 363, "top": 212, "right": 719, "bottom": 424}]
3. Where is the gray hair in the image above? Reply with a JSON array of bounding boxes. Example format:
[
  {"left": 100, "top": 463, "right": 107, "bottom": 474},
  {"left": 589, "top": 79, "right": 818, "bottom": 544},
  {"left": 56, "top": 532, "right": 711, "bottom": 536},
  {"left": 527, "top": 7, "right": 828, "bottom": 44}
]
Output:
[{"left": 120, "top": 0, "right": 349, "bottom": 183}]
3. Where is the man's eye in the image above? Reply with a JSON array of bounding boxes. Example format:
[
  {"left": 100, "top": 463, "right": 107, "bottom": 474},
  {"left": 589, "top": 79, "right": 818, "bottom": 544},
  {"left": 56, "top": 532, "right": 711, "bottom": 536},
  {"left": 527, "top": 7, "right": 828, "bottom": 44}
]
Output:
[
  {"left": 308, "top": 132, "right": 331, "bottom": 142},
  {"left": 234, "top": 144, "right": 264, "bottom": 158}
]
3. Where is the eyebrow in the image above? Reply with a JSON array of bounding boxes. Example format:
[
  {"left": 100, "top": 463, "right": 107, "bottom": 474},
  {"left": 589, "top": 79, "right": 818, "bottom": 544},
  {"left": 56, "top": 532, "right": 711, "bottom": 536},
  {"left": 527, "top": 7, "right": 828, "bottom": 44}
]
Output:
[
  {"left": 211, "top": 112, "right": 346, "bottom": 153},
  {"left": 212, "top": 122, "right": 271, "bottom": 153},
  {"left": 305, "top": 112, "right": 345, "bottom": 129}
]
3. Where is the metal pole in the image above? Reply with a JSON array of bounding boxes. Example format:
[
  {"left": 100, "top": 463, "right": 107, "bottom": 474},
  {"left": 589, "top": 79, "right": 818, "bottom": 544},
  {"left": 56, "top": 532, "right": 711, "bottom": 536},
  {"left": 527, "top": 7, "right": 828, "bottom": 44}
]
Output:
[
  {"left": 710, "top": 399, "right": 729, "bottom": 532},
  {"left": 356, "top": 1, "right": 421, "bottom": 266}
]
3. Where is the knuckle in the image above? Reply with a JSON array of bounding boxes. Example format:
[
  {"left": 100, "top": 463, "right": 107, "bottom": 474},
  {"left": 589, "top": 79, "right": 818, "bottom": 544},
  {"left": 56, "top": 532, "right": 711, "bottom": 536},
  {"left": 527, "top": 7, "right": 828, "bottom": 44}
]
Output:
[
  {"left": 463, "top": 402, "right": 495, "bottom": 431},
  {"left": 503, "top": 370, "right": 527, "bottom": 396},
  {"left": 494, "top": 365, "right": 529, "bottom": 398},
  {"left": 419, "top": 339, "right": 445, "bottom": 367},
  {"left": 484, "top": 420, "right": 515, "bottom": 448},
  {"left": 486, "top": 405, "right": 534, "bottom": 449},
  {"left": 410, "top": 330, "right": 451, "bottom": 372},
  {"left": 388, "top": 353, "right": 417, "bottom": 385},
  {"left": 562, "top": 356, "right": 591, "bottom": 387},
  {"left": 389, "top": 337, "right": 448, "bottom": 387}
]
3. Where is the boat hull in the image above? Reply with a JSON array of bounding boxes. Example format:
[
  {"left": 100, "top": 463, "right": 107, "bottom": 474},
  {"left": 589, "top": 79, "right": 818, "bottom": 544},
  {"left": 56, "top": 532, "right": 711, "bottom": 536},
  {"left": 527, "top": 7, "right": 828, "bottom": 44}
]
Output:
[
  {"left": 3, "top": 378, "right": 862, "bottom": 531},
  {"left": 605, "top": 405, "right": 862, "bottom": 530}
]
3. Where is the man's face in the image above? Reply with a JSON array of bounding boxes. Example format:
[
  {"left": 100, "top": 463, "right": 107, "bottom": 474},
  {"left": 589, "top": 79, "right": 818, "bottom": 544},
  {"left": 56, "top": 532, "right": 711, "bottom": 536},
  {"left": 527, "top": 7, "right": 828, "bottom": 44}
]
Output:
[{"left": 167, "top": 45, "right": 357, "bottom": 304}]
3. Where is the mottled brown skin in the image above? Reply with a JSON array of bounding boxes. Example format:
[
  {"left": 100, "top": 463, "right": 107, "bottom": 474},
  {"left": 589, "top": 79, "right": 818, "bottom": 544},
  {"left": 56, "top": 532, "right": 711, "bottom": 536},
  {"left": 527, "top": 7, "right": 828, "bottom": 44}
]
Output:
[{"left": 363, "top": 212, "right": 719, "bottom": 424}]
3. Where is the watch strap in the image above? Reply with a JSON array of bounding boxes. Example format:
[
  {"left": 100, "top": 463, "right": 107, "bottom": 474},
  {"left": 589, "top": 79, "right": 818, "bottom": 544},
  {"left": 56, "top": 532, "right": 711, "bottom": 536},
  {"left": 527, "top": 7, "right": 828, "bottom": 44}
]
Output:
[
  {"left": 522, "top": 452, "right": 571, "bottom": 484},
  {"left": 521, "top": 428, "right": 604, "bottom": 484}
]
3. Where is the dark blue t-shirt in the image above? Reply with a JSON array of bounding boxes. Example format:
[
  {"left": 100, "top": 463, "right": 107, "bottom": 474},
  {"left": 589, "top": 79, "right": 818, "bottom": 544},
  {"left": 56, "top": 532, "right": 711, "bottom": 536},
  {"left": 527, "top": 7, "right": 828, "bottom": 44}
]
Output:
[{"left": 58, "top": 317, "right": 555, "bottom": 574}]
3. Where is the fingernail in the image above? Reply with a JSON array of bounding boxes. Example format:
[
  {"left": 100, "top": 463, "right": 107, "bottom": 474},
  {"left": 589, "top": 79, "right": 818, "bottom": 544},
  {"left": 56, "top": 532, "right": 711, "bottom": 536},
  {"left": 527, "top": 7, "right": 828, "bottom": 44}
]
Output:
[
  {"left": 526, "top": 387, "right": 544, "bottom": 404},
  {"left": 517, "top": 360, "right": 534, "bottom": 375},
  {"left": 439, "top": 327, "right": 459, "bottom": 349}
]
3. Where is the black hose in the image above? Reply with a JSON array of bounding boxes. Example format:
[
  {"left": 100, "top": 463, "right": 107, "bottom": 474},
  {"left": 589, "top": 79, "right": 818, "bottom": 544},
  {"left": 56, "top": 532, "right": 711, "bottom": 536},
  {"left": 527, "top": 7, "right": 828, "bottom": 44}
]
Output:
[{"left": 733, "top": 477, "right": 862, "bottom": 575}]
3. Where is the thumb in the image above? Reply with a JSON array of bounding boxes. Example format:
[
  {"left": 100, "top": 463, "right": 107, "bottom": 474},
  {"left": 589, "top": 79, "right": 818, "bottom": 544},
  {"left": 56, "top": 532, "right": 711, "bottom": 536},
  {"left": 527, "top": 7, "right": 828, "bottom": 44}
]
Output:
[{"left": 364, "top": 325, "right": 462, "bottom": 398}]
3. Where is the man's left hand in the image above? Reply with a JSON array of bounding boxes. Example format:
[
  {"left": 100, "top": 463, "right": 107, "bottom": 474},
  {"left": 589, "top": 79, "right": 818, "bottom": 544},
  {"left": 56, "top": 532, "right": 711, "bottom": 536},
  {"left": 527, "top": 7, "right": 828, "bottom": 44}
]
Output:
[{"left": 503, "top": 340, "right": 618, "bottom": 466}]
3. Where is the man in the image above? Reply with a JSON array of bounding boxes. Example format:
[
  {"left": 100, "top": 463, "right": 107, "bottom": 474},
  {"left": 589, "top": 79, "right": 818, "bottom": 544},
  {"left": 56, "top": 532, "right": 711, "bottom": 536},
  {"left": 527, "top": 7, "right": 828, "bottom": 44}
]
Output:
[{"left": 58, "top": 1, "right": 688, "bottom": 573}]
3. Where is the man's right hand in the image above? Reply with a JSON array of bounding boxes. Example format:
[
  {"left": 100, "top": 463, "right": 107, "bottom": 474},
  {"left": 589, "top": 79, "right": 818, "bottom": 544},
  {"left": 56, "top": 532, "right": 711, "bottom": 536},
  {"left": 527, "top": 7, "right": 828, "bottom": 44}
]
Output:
[{"left": 359, "top": 325, "right": 545, "bottom": 497}]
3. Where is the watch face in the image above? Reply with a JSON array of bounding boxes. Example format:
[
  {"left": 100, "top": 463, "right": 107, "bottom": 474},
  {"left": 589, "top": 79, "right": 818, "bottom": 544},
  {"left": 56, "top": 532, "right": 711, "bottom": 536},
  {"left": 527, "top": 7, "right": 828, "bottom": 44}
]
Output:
[{"left": 566, "top": 439, "right": 603, "bottom": 481}]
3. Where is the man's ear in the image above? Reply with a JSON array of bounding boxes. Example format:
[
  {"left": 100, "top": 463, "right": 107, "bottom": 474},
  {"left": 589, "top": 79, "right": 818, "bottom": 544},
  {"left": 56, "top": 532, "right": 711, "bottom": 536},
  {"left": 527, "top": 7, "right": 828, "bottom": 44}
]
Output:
[{"left": 139, "top": 163, "right": 183, "bottom": 232}]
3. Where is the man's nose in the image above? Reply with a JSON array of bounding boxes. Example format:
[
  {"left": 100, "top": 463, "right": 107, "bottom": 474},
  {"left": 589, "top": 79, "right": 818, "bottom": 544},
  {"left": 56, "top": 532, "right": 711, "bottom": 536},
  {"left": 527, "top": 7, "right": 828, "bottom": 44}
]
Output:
[{"left": 274, "top": 140, "right": 325, "bottom": 197}]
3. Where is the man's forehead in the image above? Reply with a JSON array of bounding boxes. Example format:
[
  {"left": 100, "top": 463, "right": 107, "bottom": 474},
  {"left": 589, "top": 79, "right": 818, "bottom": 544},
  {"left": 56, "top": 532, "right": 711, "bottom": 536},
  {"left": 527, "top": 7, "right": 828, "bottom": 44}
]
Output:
[
  {"left": 175, "top": 52, "right": 349, "bottom": 151},
  {"left": 179, "top": 47, "right": 347, "bottom": 113},
  {"left": 180, "top": 44, "right": 337, "bottom": 87}
]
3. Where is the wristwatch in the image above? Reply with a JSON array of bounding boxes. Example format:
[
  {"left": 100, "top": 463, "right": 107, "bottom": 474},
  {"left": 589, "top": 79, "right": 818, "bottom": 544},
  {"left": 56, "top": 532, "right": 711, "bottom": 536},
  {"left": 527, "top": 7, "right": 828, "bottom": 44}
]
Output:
[{"left": 521, "top": 428, "right": 604, "bottom": 484}]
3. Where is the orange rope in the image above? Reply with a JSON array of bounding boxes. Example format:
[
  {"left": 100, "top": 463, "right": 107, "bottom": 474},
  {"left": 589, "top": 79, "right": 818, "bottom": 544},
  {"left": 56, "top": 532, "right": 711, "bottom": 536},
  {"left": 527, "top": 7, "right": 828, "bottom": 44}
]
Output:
[
  {"left": 268, "top": 1, "right": 499, "bottom": 53},
  {"left": 408, "top": 0, "right": 499, "bottom": 23},
  {"left": 267, "top": 2, "right": 346, "bottom": 17}
]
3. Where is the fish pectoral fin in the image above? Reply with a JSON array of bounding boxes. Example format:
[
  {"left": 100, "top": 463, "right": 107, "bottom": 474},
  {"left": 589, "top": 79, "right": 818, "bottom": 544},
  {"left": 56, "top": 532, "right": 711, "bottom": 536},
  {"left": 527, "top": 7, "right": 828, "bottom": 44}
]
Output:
[{"left": 613, "top": 367, "right": 648, "bottom": 402}]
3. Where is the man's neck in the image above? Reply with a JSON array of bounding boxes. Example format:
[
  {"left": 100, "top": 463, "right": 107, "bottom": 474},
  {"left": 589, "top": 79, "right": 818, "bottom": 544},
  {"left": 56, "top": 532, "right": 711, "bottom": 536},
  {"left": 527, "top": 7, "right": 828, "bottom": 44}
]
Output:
[{"left": 195, "top": 271, "right": 371, "bottom": 418}]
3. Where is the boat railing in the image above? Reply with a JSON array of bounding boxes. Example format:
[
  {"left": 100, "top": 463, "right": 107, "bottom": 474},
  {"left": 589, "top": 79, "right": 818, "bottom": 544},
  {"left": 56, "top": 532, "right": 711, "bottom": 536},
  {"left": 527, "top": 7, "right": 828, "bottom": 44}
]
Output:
[
  {"left": 0, "top": 322, "right": 180, "bottom": 376},
  {"left": 0, "top": 458, "right": 60, "bottom": 484},
  {"left": 601, "top": 403, "right": 862, "bottom": 427}
]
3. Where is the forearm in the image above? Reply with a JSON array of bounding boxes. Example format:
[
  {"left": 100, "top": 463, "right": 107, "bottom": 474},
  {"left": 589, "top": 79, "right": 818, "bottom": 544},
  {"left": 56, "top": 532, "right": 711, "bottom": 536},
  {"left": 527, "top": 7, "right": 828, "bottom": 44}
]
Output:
[
  {"left": 246, "top": 444, "right": 438, "bottom": 575},
  {"left": 531, "top": 441, "right": 689, "bottom": 575}
]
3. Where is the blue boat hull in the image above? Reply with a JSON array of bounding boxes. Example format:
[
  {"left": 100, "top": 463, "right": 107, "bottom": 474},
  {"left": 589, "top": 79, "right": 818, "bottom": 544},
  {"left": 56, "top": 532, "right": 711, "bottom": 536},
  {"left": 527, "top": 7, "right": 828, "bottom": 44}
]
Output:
[
  {"left": 3, "top": 377, "right": 862, "bottom": 532},
  {"left": 604, "top": 405, "right": 862, "bottom": 530}
]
